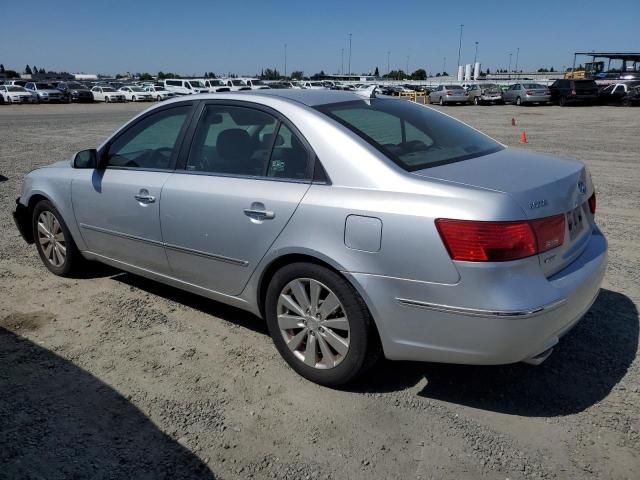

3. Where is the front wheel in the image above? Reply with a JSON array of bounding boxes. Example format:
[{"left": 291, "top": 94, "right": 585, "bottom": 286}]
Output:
[
  {"left": 105, "top": 96, "right": 110, "bottom": 103},
  {"left": 265, "top": 263, "right": 380, "bottom": 387},
  {"left": 473, "top": 96, "right": 480, "bottom": 105},
  {"left": 32, "top": 200, "right": 84, "bottom": 277}
]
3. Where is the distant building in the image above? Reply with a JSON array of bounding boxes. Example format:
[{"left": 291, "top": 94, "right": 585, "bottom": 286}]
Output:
[{"left": 73, "top": 73, "right": 98, "bottom": 81}]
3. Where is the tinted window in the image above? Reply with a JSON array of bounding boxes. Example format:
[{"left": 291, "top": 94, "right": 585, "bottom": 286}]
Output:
[
  {"left": 187, "top": 105, "right": 277, "bottom": 176},
  {"left": 316, "top": 99, "right": 502, "bottom": 171},
  {"left": 266, "top": 124, "right": 310, "bottom": 180},
  {"left": 107, "top": 106, "right": 190, "bottom": 170}
]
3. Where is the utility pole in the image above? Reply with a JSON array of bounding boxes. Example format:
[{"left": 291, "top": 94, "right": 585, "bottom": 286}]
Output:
[
  {"left": 348, "top": 33, "right": 352, "bottom": 77},
  {"left": 284, "top": 43, "right": 287, "bottom": 78},
  {"left": 341, "top": 48, "right": 344, "bottom": 74},
  {"left": 473, "top": 41, "right": 479, "bottom": 65},
  {"left": 457, "top": 24, "right": 464, "bottom": 68},
  {"left": 508, "top": 53, "right": 512, "bottom": 78},
  {"left": 387, "top": 51, "right": 391, "bottom": 75},
  {"left": 515, "top": 47, "right": 520, "bottom": 74},
  {"left": 406, "top": 55, "right": 409, "bottom": 75}
]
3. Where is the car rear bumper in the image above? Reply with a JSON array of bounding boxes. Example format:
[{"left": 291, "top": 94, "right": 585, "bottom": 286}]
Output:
[
  {"left": 524, "top": 95, "right": 551, "bottom": 103},
  {"left": 346, "top": 226, "right": 607, "bottom": 365},
  {"left": 479, "top": 95, "right": 503, "bottom": 102}
]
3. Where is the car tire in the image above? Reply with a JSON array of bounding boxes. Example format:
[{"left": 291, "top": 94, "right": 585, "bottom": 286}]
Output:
[
  {"left": 473, "top": 96, "right": 480, "bottom": 105},
  {"left": 439, "top": 96, "right": 444, "bottom": 106},
  {"left": 6, "top": 96, "right": 12, "bottom": 105},
  {"left": 559, "top": 95, "right": 567, "bottom": 106},
  {"left": 32, "top": 200, "right": 84, "bottom": 277},
  {"left": 105, "top": 96, "right": 110, "bottom": 103},
  {"left": 516, "top": 96, "right": 522, "bottom": 106},
  {"left": 157, "top": 95, "right": 162, "bottom": 102},
  {"left": 131, "top": 96, "right": 136, "bottom": 102},
  {"left": 265, "top": 262, "right": 381, "bottom": 387}
]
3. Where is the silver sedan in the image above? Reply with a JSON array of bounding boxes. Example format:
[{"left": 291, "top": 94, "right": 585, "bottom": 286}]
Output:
[
  {"left": 13, "top": 89, "right": 607, "bottom": 386},
  {"left": 503, "top": 83, "right": 552, "bottom": 105},
  {"left": 428, "top": 84, "right": 469, "bottom": 105}
]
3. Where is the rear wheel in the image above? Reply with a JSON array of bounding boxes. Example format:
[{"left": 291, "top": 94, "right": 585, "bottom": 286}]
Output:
[
  {"left": 265, "top": 263, "right": 380, "bottom": 387},
  {"left": 32, "top": 200, "right": 84, "bottom": 277},
  {"left": 105, "top": 96, "right": 110, "bottom": 103},
  {"left": 516, "top": 96, "right": 522, "bottom": 106},
  {"left": 559, "top": 95, "right": 567, "bottom": 106},
  {"left": 439, "top": 96, "right": 444, "bottom": 106},
  {"left": 473, "top": 96, "right": 480, "bottom": 105},
  {"left": 157, "top": 95, "right": 162, "bottom": 101}
]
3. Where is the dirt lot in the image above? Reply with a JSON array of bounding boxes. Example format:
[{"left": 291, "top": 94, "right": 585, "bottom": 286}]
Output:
[{"left": 1, "top": 102, "right": 638, "bottom": 480}]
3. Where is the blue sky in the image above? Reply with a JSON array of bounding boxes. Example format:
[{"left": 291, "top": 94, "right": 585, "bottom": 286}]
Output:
[{"left": 1, "top": 0, "right": 637, "bottom": 76}]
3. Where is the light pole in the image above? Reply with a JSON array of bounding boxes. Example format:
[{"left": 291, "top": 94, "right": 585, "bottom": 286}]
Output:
[
  {"left": 514, "top": 47, "right": 520, "bottom": 74},
  {"left": 473, "top": 41, "right": 479, "bottom": 65},
  {"left": 348, "top": 33, "right": 352, "bottom": 77},
  {"left": 341, "top": 48, "right": 344, "bottom": 74},
  {"left": 457, "top": 24, "right": 464, "bottom": 68},
  {"left": 284, "top": 43, "right": 287, "bottom": 78},
  {"left": 443, "top": 56, "right": 446, "bottom": 75},
  {"left": 406, "top": 55, "right": 409, "bottom": 75},
  {"left": 387, "top": 51, "right": 391, "bottom": 75},
  {"left": 508, "top": 53, "right": 512, "bottom": 78}
]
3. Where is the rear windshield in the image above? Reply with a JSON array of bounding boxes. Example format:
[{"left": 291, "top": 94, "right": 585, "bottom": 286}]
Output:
[
  {"left": 575, "top": 80, "right": 597, "bottom": 89},
  {"left": 315, "top": 99, "right": 503, "bottom": 171},
  {"left": 523, "top": 83, "right": 545, "bottom": 89},
  {"left": 444, "top": 85, "right": 464, "bottom": 90}
]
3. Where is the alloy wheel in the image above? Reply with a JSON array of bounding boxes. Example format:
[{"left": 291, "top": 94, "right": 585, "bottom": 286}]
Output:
[
  {"left": 37, "top": 211, "right": 66, "bottom": 268},
  {"left": 277, "top": 278, "right": 350, "bottom": 369}
]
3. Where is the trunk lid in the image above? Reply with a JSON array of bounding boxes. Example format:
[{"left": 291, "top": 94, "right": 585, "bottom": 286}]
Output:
[{"left": 413, "top": 148, "right": 594, "bottom": 276}]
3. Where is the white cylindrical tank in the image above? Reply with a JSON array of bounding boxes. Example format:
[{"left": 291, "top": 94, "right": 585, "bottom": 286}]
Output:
[
  {"left": 457, "top": 65, "right": 464, "bottom": 81},
  {"left": 473, "top": 62, "right": 481, "bottom": 80},
  {"left": 464, "top": 64, "right": 472, "bottom": 81}
]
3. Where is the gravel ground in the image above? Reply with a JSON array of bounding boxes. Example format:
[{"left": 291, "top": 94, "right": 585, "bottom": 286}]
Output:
[{"left": 0, "top": 101, "right": 638, "bottom": 480}]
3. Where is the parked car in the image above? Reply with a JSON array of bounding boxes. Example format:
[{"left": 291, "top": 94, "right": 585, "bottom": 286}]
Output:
[
  {"left": 90, "top": 86, "right": 126, "bottom": 103},
  {"left": 12, "top": 90, "right": 606, "bottom": 387},
  {"left": 503, "top": 83, "right": 551, "bottom": 106},
  {"left": 597, "top": 82, "right": 640, "bottom": 106},
  {"left": 242, "top": 78, "right": 271, "bottom": 90},
  {"left": 300, "top": 81, "right": 325, "bottom": 89},
  {"left": 24, "top": 82, "right": 64, "bottom": 103},
  {"left": 3, "top": 79, "right": 28, "bottom": 87},
  {"left": 163, "top": 79, "right": 210, "bottom": 95},
  {"left": 467, "top": 83, "right": 504, "bottom": 105},
  {"left": 428, "top": 85, "right": 469, "bottom": 105},
  {"left": 201, "top": 79, "right": 231, "bottom": 93},
  {"left": 222, "top": 79, "right": 252, "bottom": 92},
  {"left": 548, "top": 79, "right": 599, "bottom": 106},
  {"left": 119, "top": 86, "right": 154, "bottom": 102},
  {"left": 0, "top": 85, "right": 38, "bottom": 104},
  {"left": 54, "top": 81, "right": 94, "bottom": 103},
  {"left": 144, "top": 85, "right": 177, "bottom": 101}
]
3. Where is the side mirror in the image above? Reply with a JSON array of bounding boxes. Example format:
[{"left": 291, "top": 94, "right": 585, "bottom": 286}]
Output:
[{"left": 73, "top": 149, "right": 98, "bottom": 169}]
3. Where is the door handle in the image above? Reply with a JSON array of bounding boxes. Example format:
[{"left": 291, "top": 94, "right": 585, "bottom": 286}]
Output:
[
  {"left": 134, "top": 189, "right": 156, "bottom": 204},
  {"left": 244, "top": 208, "right": 275, "bottom": 220}
]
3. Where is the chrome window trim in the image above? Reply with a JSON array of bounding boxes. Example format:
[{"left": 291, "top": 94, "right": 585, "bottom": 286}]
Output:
[{"left": 395, "top": 297, "right": 567, "bottom": 319}]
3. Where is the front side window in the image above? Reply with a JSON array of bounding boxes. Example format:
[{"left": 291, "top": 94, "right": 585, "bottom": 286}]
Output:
[
  {"left": 106, "top": 106, "right": 190, "bottom": 170},
  {"left": 186, "top": 105, "right": 310, "bottom": 180},
  {"left": 316, "top": 99, "right": 502, "bottom": 171}
]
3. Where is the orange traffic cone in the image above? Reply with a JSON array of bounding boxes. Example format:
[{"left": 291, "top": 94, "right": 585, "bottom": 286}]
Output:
[
  {"left": 519, "top": 131, "right": 528, "bottom": 144},
  {"left": 511, "top": 117, "right": 516, "bottom": 126}
]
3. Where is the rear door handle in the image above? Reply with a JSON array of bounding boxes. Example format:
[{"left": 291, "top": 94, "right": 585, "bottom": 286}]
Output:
[
  {"left": 134, "top": 189, "right": 156, "bottom": 204},
  {"left": 244, "top": 202, "right": 275, "bottom": 221}
]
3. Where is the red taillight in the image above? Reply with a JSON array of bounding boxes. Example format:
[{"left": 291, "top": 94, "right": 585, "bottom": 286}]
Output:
[
  {"left": 435, "top": 215, "right": 566, "bottom": 262},
  {"left": 530, "top": 215, "right": 566, "bottom": 253},
  {"left": 571, "top": 89, "right": 577, "bottom": 95},
  {"left": 588, "top": 193, "right": 596, "bottom": 214},
  {"left": 526, "top": 90, "right": 534, "bottom": 95},
  {"left": 446, "top": 91, "right": 453, "bottom": 95}
]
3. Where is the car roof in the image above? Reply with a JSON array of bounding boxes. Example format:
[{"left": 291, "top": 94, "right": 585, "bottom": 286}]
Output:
[{"left": 241, "top": 89, "right": 362, "bottom": 106}]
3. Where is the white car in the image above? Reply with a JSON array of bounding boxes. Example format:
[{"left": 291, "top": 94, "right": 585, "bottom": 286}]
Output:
[
  {"left": 143, "top": 86, "right": 176, "bottom": 101},
  {"left": 222, "top": 79, "right": 252, "bottom": 91},
  {"left": 119, "top": 86, "right": 154, "bottom": 102},
  {"left": 300, "top": 81, "right": 325, "bottom": 90},
  {"left": 201, "top": 79, "right": 231, "bottom": 93},
  {"left": 240, "top": 78, "right": 271, "bottom": 90},
  {"left": 90, "top": 86, "right": 126, "bottom": 103},
  {"left": 0, "top": 85, "right": 38, "bottom": 104},
  {"left": 163, "top": 79, "right": 210, "bottom": 95}
]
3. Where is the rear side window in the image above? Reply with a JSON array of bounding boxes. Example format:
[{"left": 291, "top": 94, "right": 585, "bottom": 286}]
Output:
[
  {"left": 107, "top": 106, "right": 190, "bottom": 170},
  {"left": 186, "top": 105, "right": 311, "bottom": 180},
  {"left": 316, "top": 99, "right": 502, "bottom": 171}
]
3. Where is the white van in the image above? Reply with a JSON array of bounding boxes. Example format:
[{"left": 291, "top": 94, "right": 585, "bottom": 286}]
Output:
[
  {"left": 222, "top": 79, "right": 252, "bottom": 92},
  {"left": 240, "top": 78, "right": 270, "bottom": 90},
  {"left": 200, "top": 79, "right": 231, "bottom": 93},
  {"left": 163, "top": 79, "right": 209, "bottom": 95}
]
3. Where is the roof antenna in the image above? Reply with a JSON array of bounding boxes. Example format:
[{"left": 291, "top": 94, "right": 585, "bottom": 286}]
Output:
[{"left": 354, "top": 85, "right": 378, "bottom": 99}]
